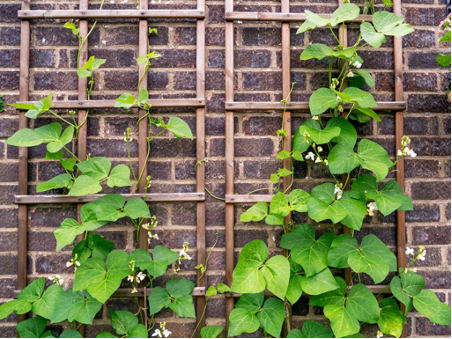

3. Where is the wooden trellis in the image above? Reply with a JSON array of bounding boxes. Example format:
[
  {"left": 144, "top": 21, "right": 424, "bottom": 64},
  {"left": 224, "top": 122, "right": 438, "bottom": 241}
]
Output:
[
  {"left": 223, "top": 0, "right": 408, "bottom": 337},
  {"left": 15, "top": 0, "right": 207, "bottom": 337}
]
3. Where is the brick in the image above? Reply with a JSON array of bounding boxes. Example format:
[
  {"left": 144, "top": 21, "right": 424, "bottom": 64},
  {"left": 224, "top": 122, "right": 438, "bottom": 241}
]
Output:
[
  {"left": 0, "top": 118, "right": 18, "bottom": 138},
  {"left": 235, "top": 138, "right": 274, "bottom": 157},
  {"left": 355, "top": 227, "right": 396, "bottom": 246},
  {"left": 243, "top": 116, "right": 282, "bottom": 135},
  {"left": 0, "top": 49, "right": 20, "bottom": 68},
  {"left": 30, "top": 49, "right": 56, "bottom": 68},
  {"left": 206, "top": 27, "right": 225, "bottom": 46},
  {"left": 416, "top": 317, "right": 451, "bottom": 336},
  {"left": 408, "top": 94, "right": 450, "bottom": 113},
  {"left": 208, "top": 5, "right": 225, "bottom": 24},
  {"left": 0, "top": 71, "right": 19, "bottom": 90},
  {"left": 243, "top": 72, "right": 282, "bottom": 91},
  {"left": 0, "top": 3, "right": 20, "bottom": 22},
  {"left": 406, "top": 203, "right": 440, "bottom": 222},
  {"left": 174, "top": 71, "right": 196, "bottom": 90},
  {"left": 174, "top": 27, "right": 197, "bottom": 45},
  {"left": 34, "top": 71, "right": 78, "bottom": 91},
  {"left": 152, "top": 49, "right": 196, "bottom": 68},
  {"left": 35, "top": 26, "right": 100, "bottom": 46},
  {"left": 105, "top": 25, "right": 139, "bottom": 45},
  {"left": 104, "top": 71, "right": 138, "bottom": 90},
  {"left": 411, "top": 181, "right": 451, "bottom": 200},
  {"left": 408, "top": 52, "right": 443, "bottom": 70},
  {"left": 90, "top": 49, "right": 136, "bottom": 68},
  {"left": 87, "top": 139, "right": 138, "bottom": 158},
  {"left": 0, "top": 27, "right": 21, "bottom": 46},
  {"left": 0, "top": 185, "right": 18, "bottom": 205},
  {"left": 413, "top": 226, "right": 451, "bottom": 245},
  {"left": 206, "top": 71, "right": 225, "bottom": 90},
  {"left": 402, "top": 29, "right": 436, "bottom": 48},
  {"left": 358, "top": 51, "right": 394, "bottom": 70},
  {"left": 208, "top": 49, "right": 225, "bottom": 68},
  {"left": 405, "top": 159, "right": 439, "bottom": 178},
  {"left": 410, "top": 137, "right": 451, "bottom": 156},
  {"left": 405, "top": 7, "right": 445, "bottom": 26},
  {"left": 234, "top": 50, "right": 272, "bottom": 68},
  {"left": 30, "top": 207, "right": 77, "bottom": 227},
  {"left": 416, "top": 269, "right": 451, "bottom": 289},
  {"left": 244, "top": 160, "right": 283, "bottom": 179},
  {"left": 242, "top": 27, "right": 281, "bottom": 46}
]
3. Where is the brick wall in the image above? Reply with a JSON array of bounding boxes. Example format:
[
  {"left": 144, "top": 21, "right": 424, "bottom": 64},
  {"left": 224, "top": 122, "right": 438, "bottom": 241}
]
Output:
[{"left": 0, "top": 0, "right": 450, "bottom": 337}]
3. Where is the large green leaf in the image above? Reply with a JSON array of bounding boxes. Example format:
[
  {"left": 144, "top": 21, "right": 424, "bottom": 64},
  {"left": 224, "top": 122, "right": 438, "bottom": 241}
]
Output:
[
  {"left": 148, "top": 287, "right": 171, "bottom": 315},
  {"left": 107, "top": 164, "right": 131, "bottom": 188},
  {"left": 291, "top": 232, "right": 335, "bottom": 277},
  {"left": 60, "top": 330, "right": 84, "bottom": 338},
  {"left": 390, "top": 276, "right": 413, "bottom": 314},
  {"left": 228, "top": 308, "right": 260, "bottom": 337},
  {"left": 153, "top": 245, "right": 180, "bottom": 264},
  {"left": 240, "top": 201, "right": 268, "bottom": 222},
  {"left": 327, "top": 234, "right": 358, "bottom": 268},
  {"left": 200, "top": 325, "right": 224, "bottom": 338},
  {"left": 333, "top": 192, "right": 367, "bottom": 231},
  {"left": 360, "top": 22, "right": 386, "bottom": 48},
  {"left": 16, "top": 316, "right": 47, "bottom": 338},
  {"left": 354, "top": 69, "right": 375, "bottom": 88},
  {"left": 300, "top": 44, "right": 355, "bottom": 61},
  {"left": 310, "top": 183, "right": 336, "bottom": 204},
  {"left": 327, "top": 143, "right": 360, "bottom": 174},
  {"left": 54, "top": 218, "right": 86, "bottom": 250},
  {"left": 300, "top": 268, "right": 339, "bottom": 295},
  {"left": 34, "top": 122, "right": 61, "bottom": 142},
  {"left": 166, "top": 278, "right": 195, "bottom": 299},
  {"left": 267, "top": 192, "right": 290, "bottom": 218},
  {"left": 329, "top": 3, "right": 360, "bottom": 26},
  {"left": 165, "top": 117, "right": 193, "bottom": 139},
  {"left": 357, "top": 139, "right": 392, "bottom": 182},
  {"left": 287, "top": 320, "right": 334, "bottom": 338},
  {"left": 115, "top": 93, "right": 136, "bottom": 109},
  {"left": 257, "top": 298, "right": 285, "bottom": 338},
  {"left": 109, "top": 310, "right": 138, "bottom": 335},
  {"left": 32, "top": 284, "right": 63, "bottom": 320},
  {"left": 68, "top": 175, "right": 102, "bottom": 196},
  {"left": 261, "top": 255, "right": 290, "bottom": 300},
  {"left": 437, "top": 53, "right": 451, "bottom": 67},
  {"left": 280, "top": 223, "right": 315, "bottom": 250},
  {"left": 235, "top": 292, "right": 264, "bottom": 313},
  {"left": 123, "top": 198, "right": 151, "bottom": 219},
  {"left": 324, "top": 305, "right": 360, "bottom": 338},
  {"left": 310, "top": 276, "right": 346, "bottom": 307},
  {"left": 236, "top": 239, "right": 268, "bottom": 269},
  {"left": 307, "top": 197, "right": 347, "bottom": 224},
  {"left": 67, "top": 291, "right": 102, "bottom": 324},
  {"left": 293, "top": 119, "right": 321, "bottom": 153},
  {"left": 378, "top": 298, "right": 406, "bottom": 338},
  {"left": 77, "top": 157, "right": 111, "bottom": 181},
  {"left": 347, "top": 283, "right": 380, "bottom": 323},
  {"left": 87, "top": 234, "right": 115, "bottom": 259},
  {"left": 37, "top": 174, "right": 73, "bottom": 193},
  {"left": 0, "top": 299, "right": 31, "bottom": 320},
  {"left": 17, "top": 277, "right": 45, "bottom": 302},
  {"left": 401, "top": 270, "right": 425, "bottom": 296},
  {"left": 413, "top": 290, "right": 451, "bottom": 325},
  {"left": 5, "top": 128, "right": 43, "bottom": 147},
  {"left": 343, "top": 87, "right": 377, "bottom": 109},
  {"left": 286, "top": 273, "right": 303, "bottom": 304},
  {"left": 373, "top": 11, "right": 414, "bottom": 38},
  {"left": 288, "top": 189, "right": 311, "bottom": 213},
  {"left": 325, "top": 117, "right": 357, "bottom": 148},
  {"left": 309, "top": 88, "right": 340, "bottom": 116}
]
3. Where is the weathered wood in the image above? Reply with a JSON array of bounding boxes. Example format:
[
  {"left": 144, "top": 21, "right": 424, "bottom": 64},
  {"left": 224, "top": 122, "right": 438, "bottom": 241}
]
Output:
[
  {"left": 225, "top": 12, "right": 374, "bottom": 23},
  {"left": 15, "top": 193, "right": 205, "bottom": 204},
  {"left": 225, "top": 101, "right": 406, "bottom": 111},
  {"left": 17, "top": 0, "right": 31, "bottom": 328},
  {"left": 15, "top": 98, "right": 205, "bottom": 109},
  {"left": 18, "top": 9, "right": 205, "bottom": 19}
]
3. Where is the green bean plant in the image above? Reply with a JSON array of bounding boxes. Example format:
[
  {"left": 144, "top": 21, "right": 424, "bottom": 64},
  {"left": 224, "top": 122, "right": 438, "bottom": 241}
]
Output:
[
  {"left": 226, "top": 4, "right": 452, "bottom": 338},
  {"left": 0, "top": 16, "right": 213, "bottom": 338},
  {"left": 437, "top": 14, "right": 451, "bottom": 69}
]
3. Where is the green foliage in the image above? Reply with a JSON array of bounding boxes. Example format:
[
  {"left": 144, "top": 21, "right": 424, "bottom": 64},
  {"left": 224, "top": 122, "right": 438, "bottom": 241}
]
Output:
[
  {"left": 10, "top": 92, "right": 52, "bottom": 119},
  {"left": 0, "top": 95, "right": 5, "bottom": 112},
  {"left": 287, "top": 320, "right": 333, "bottom": 338},
  {"left": 78, "top": 56, "right": 106, "bottom": 78},
  {"left": 16, "top": 316, "right": 48, "bottom": 338},
  {"left": 200, "top": 325, "right": 224, "bottom": 338}
]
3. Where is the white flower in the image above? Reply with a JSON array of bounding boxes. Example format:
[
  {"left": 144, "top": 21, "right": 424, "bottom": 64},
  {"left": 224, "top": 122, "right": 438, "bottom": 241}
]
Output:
[
  {"left": 49, "top": 275, "right": 64, "bottom": 286},
  {"left": 315, "top": 157, "right": 322, "bottom": 163},
  {"left": 66, "top": 262, "right": 72, "bottom": 267},
  {"left": 334, "top": 185, "right": 343, "bottom": 200},
  {"left": 305, "top": 152, "right": 315, "bottom": 161},
  {"left": 407, "top": 149, "right": 417, "bottom": 158},
  {"left": 376, "top": 331, "right": 383, "bottom": 338},
  {"left": 162, "top": 329, "right": 171, "bottom": 338},
  {"left": 367, "top": 202, "right": 377, "bottom": 211},
  {"left": 311, "top": 116, "right": 319, "bottom": 120},
  {"left": 152, "top": 329, "right": 162, "bottom": 338},
  {"left": 336, "top": 96, "right": 341, "bottom": 100},
  {"left": 317, "top": 146, "right": 323, "bottom": 152},
  {"left": 353, "top": 61, "right": 362, "bottom": 68},
  {"left": 405, "top": 247, "right": 415, "bottom": 255},
  {"left": 324, "top": 159, "right": 328, "bottom": 166},
  {"left": 75, "top": 261, "right": 81, "bottom": 267},
  {"left": 137, "top": 271, "right": 146, "bottom": 281},
  {"left": 131, "top": 287, "right": 138, "bottom": 294},
  {"left": 142, "top": 223, "right": 150, "bottom": 230},
  {"left": 346, "top": 71, "right": 354, "bottom": 78},
  {"left": 397, "top": 149, "right": 403, "bottom": 156},
  {"left": 331, "top": 78, "right": 339, "bottom": 89},
  {"left": 417, "top": 246, "right": 426, "bottom": 261},
  {"left": 127, "top": 275, "right": 134, "bottom": 282}
]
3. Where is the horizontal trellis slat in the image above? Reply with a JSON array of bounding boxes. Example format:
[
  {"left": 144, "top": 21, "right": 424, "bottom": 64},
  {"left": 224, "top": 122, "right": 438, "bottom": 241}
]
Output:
[
  {"left": 18, "top": 9, "right": 205, "bottom": 19},
  {"left": 225, "top": 101, "right": 407, "bottom": 111},
  {"left": 225, "top": 12, "right": 374, "bottom": 23}
]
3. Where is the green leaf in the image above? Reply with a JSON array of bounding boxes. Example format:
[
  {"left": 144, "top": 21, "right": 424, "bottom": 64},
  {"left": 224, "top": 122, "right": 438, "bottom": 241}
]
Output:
[
  {"left": 333, "top": 192, "right": 367, "bottom": 231},
  {"left": 357, "top": 139, "right": 392, "bottom": 182},
  {"left": 123, "top": 198, "right": 151, "bottom": 219},
  {"left": 153, "top": 245, "right": 180, "bottom": 264},
  {"left": 240, "top": 201, "right": 268, "bottom": 222},
  {"left": 206, "top": 286, "right": 217, "bottom": 297},
  {"left": 291, "top": 232, "right": 335, "bottom": 277},
  {"left": 148, "top": 286, "right": 171, "bottom": 315},
  {"left": 268, "top": 191, "right": 290, "bottom": 217},
  {"left": 72, "top": 240, "right": 92, "bottom": 265},
  {"left": 378, "top": 298, "right": 406, "bottom": 338},
  {"left": 200, "top": 325, "right": 224, "bottom": 338},
  {"left": 32, "top": 284, "right": 63, "bottom": 320},
  {"left": 288, "top": 189, "right": 311, "bottom": 213},
  {"left": 6, "top": 128, "right": 43, "bottom": 147},
  {"left": 107, "top": 164, "right": 131, "bottom": 188},
  {"left": 324, "top": 304, "right": 360, "bottom": 339},
  {"left": 236, "top": 292, "right": 264, "bottom": 313},
  {"left": 373, "top": 11, "right": 414, "bottom": 38},
  {"left": 169, "top": 294, "right": 196, "bottom": 318},
  {"left": 310, "top": 276, "right": 346, "bottom": 307},
  {"left": 166, "top": 278, "right": 195, "bottom": 299},
  {"left": 439, "top": 30, "right": 451, "bottom": 42},
  {"left": 166, "top": 117, "right": 193, "bottom": 139},
  {"left": 236, "top": 239, "right": 268, "bottom": 269},
  {"left": 92, "top": 58, "right": 106, "bottom": 70},
  {"left": 16, "top": 316, "right": 47, "bottom": 338},
  {"left": 128, "top": 324, "right": 148, "bottom": 338},
  {"left": 77, "top": 157, "right": 111, "bottom": 181},
  {"left": 413, "top": 289, "right": 451, "bottom": 325},
  {"left": 300, "top": 268, "right": 339, "bottom": 295},
  {"left": 54, "top": 218, "right": 85, "bottom": 250},
  {"left": 329, "top": 3, "right": 360, "bottom": 26},
  {"left": 354, "top": 69, "right": 375, "bottom": 88},
  {"left": 109, "top": 310, "right": 138, "bottom": 335},
  {"left": 87, "top": 234, "right": 115, "bottom": 259},
  {"left": 37, "top": 174, "right": 73, "bottom": 193},
  {"left": 401, "top": 269, "right": 425, "bottom": 296},
  {"left": 96, "top": 332, "right": 118, "bottom": 338},
  {"left": 51, "top": 290, "right": 86, "bottom": 323},
  {"left": 67, "top": 291, "right": 102, "bottom": 324},
  {"left": 68, "top": 175, "right": 102, "bottom": 196},
  {"left": 348, "top": 73, "right": 367, "bottom": 89},
  {"left": 137, "top": 89, "right": 149, "bottom": 104},
  {"left": 307, "top": 197, "right": 347, "bottom": 224},
  {"left": 436, "top": 53, "right": 451, "bottom": 67},
  {"left": 261, "top": 255, "right": 290, "bottom": 300},
  {"left": 293, "top": 119, "right": 321, "bottom": 153},
  {"left": 390, "top": 276, "right": 413, "bottom": 314},
  {"left": 355, "top": 106, "right": 381, "bottom": 122},
  {"left": 228, "top": 308, "right": 260, "bottom": 337},
  {"left": 280, "top": 223, "right": 315, "bottom": 250},
  {"left": 0, "top": 95, "right": 4, "bottom": 113},
  {"left": 325, "top": 117, "right": 357, "bottom": 149},
  {"left": 257, "top": 298, "right": 286, "bottom": 338},
  {"left": 61, "top": 158, "right": 76, "bottom": 171},
  {"left": 347, "top": 283, "right": 380, "bottom": 323},
  {"left": 115, "top": 93, "right": 136, "bottom": 109},
  {"left": 300, "top": 44, "right": 355, "bottom": 61},
  {"left": 289, "top": 320, "right": 334, "bottom": 338},
  {"left": 327, "top": 143, "right": 360, "bottom": 175},
  {"left": 45, "top": 151, "right": 64, "bottom": 160},
  {"left": 34, "top": 123, "right": 61, "bottom": 142},
  {"left": 310, "top": 182, "right": 336, "bottom": 204},
  {"left": 217, "top": 283, "right": 231, "bottom": 294},
  {"left": 77, "top": 69, "right": 92, "bottom": 78},
  {"left": 60, "top": 330, "right": 84, "bottom": 338},
  {"left": 372, "top": 179, "right": 408, "bottom": 216},
  {"left": 328, "top": 234, "right": 358, "bottom": 268},
  {"left": 0, "top": 299, "right": 31, "bottom": 320},
  {"left": 286, "top": 273, "right": 303, "bottom": 304},
  {"left": 343, "top": 87, "right": 378, "bottom": 109},
  {"left": 309, "top": 88, "right": 340, "bottom": 116},
  {"left": 361, "top": 22, "right": 386, "bottom": 49}
]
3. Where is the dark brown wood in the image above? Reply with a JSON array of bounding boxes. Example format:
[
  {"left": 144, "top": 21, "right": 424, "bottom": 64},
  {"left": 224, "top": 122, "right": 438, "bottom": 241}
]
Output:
[
  {"left": 225, "top": 101, "right": 406, "bottom": 111},
  {"left": 393, "top": 0, "right": 407, "bottom": 336},
  {"left": 16, "top": 98, "right": 205, "bottom": 109},
  {"left": 18, "top": 9, "right": 205, "bottom": 19},
  {"left": 16, "top": 0, "right": 31, "bottom": 328},
  {"left": 224, "top": 0, "right": 235, "bottom": 331},
  {"left": 225, "top": 194, "right": 273, "bottom": 203},
  {"left": 196, "top": 0, "right": 207, "bottom": 332},
  {"left": 14, "top": 193, "right": 205, "bottom": 204},
  {"left": 225, "top": 12, "right": 373, "bottom": 23}
]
